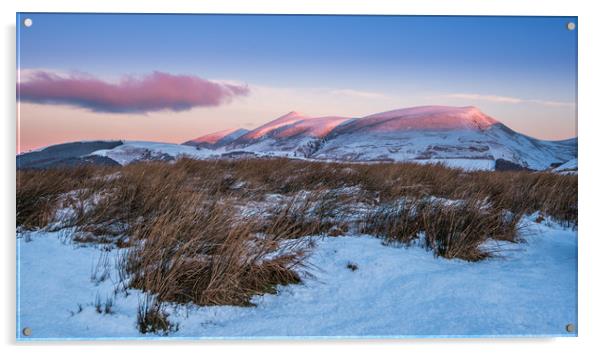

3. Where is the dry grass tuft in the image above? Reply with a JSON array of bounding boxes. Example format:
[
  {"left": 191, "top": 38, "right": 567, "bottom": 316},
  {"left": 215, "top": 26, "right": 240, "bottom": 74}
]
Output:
[
  {"left": 361, "top": 197, "right": 523, "bottom": 261},
  {"left": 124, "top": 194, "right": 307, "bottom": 307},
  {"left": 136, "top": 295, "right": 178, "bottom": 335}
]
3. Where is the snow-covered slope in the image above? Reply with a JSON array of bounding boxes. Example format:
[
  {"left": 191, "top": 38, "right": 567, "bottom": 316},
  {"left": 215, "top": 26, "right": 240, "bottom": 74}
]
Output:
[
  {"left": 553, "top": 158, "right": 578, "bottom": 175},
  {"left": 16, "top": 141, "right": 123, "bottom": 169},
  {"left": 225, "top": 112, "right": 353, "bottom": 157},
  {"left": 183, "top": 128, "right": 249, "bottom": 148},
  {"left": 91, "top": 141, "right": 217, "bottom": 165},
  {"left": 236, "top": 111, "right": 349, "bottom": 144},
  {"left": 336, "top": 105, "right": 498, "bottom": 133}
]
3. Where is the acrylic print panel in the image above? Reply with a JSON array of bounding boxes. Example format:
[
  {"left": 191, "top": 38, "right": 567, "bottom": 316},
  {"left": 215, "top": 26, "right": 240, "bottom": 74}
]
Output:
[{"left": 16, "top": 13, "right": 578, "bottom": 340}]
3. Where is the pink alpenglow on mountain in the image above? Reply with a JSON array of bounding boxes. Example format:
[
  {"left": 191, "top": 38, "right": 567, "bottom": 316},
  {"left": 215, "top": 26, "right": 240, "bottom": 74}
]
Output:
[
  {"left": 241, "top": 111, "right": 312, "bottom": 140},
  {"left": 239, "top": 111, "right": 352, "bottom": 140},
  {"left": 272, "top": 116, "right": 352, "bottom": 138},
  {"left": 187, "top": 128, "right": 248, "bottom": 144},
  {"left": 335, "top": 106, "right": 499, "bottom": 135},
  {"left": 183, "top": 128, "right": 249, "bottom": 147}
]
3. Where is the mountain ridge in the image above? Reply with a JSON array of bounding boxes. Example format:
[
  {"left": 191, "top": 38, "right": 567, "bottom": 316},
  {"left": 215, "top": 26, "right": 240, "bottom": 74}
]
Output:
[
  {"left": 183, "top": 128, "right": 249, "bottom": 148},
  {"left": 17, "top": 106, "right": 577, "bottom": 171},
  {"left": 210, "top": 105, "right": 576, "bottom": 170}
]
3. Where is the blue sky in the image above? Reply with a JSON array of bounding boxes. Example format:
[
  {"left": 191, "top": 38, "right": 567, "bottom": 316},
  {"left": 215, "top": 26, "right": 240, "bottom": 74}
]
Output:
[{"left": 17, "top": 14, "right": 578, "bottom": 150}]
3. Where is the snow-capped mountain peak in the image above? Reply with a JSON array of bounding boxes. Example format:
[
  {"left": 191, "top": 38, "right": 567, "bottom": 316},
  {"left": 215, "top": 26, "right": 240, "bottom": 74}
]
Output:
[
  {"left": 334, "top": 105, "right": 499, "bottom": 135},
  {"left": 240, "top": 111, "right": 311, "bottom": 140},
  {"left": 183, "top": 128, "right": 249, "bottom": 148},
  {"left": 271, "top": 116, "right": 353, "bottom": 139}
]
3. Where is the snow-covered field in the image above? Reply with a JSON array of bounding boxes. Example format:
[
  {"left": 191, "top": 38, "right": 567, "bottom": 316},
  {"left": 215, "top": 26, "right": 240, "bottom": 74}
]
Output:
[
  {"left": 91, "top": 141, "right": 218, "bottom": 165},
  {"left": 17, "top": 216, "right": 577, "bottom": 340},
  {"left": 412, "top": 158, "right": 495, "bottom": 171}
]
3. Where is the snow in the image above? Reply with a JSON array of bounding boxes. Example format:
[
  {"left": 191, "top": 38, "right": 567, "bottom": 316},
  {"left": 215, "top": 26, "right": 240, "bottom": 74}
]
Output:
[
  {"left": 553, "top": 158, "right": 578, "bottom": 174},
  {"left": 17, "top": 217, "right": 577, "bottom": 340},
  {"left": 271, "top": 116, "right": 352, "bottom": 139},
  {"left": 184, "top": 128, "right": 249, "bottom": 146},
  {"left": 91, "top": 141, "right": 217, "bottom": 165},
  {"left": 342, "top": 105, "right": 499, "bottom": 133},
  {"left": 312, "top": 125, "right": 574, "bottom": 170},
  {"left": 88, "top": 129, "right": 571, "bottom": 171},
  {"left": 86, "top": 131, "right": 572, "bottom": 171},
  {"left": 413, "top": 158, "right": 496, "bottom": 171},
  {"left": 234, "top": 112, "right": 351, "bottom": 145},
  {"left": 240, "top": 111, "right": 312, "bottom": 140},
  {"left": 363, "top": 105, "right": 491, "bottom": 120}
]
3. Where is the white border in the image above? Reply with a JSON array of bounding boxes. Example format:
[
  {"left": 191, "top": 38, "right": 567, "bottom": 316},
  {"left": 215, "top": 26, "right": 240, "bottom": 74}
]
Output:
[{"left": 2, "top": 1, "right": 601, "bottom": 353}]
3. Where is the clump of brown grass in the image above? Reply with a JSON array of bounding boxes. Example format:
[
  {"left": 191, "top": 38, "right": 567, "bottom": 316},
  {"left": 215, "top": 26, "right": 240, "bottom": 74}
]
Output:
[
  {"left": 254, "top": 190, "right": 350, "bottom": 239},
  {"left": 470, "top": 171, "right": 577, "bottom": 226},
  {"left": 420, "top": 199, "right": 522, "bottom": 261},
  {"left": 123, "top": 190, "right": 307, "bottom": 307},
  {"left": 360, "top": 199, "right": 424, "bottom": 245},
  {"left": 136, "top": 295, "right": 178, "bottom": 335},
  {"left": 16, "top": 166, "right": 115, "bottom": 229},
  {"left": 361, "top": 197, "right": 523, "bottom": 261}
]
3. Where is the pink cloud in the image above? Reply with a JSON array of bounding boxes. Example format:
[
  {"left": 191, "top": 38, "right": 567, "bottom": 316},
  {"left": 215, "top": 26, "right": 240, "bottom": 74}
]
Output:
[{"left": 18, "top": 70, "right": 249, "bottom": 113}]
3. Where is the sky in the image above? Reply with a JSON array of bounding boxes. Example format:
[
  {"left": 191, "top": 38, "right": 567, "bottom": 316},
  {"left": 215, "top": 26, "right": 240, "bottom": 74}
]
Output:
[{"left": 17, "top": 14, "right": 577, "bottom": 152}]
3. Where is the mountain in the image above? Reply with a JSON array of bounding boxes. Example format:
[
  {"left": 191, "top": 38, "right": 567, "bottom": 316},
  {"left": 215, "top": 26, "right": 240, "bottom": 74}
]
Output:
[
  {"left": 183, "top": 128, "right": 249, "bottom": 148},
  {"left": 552, "top": 158, "right": 578, "bottom": 175},
  {"left": 17, "top": 141, "right": 123, "bottom": 169},
  {"left": 16, "top": 141, "right": 218, "bottom": 169},
  {"left": 17, "top": 106, "right": 577, "bottom": 171},
  {"left": 219, "top": 106, "right": 576, "bottom": 170},
  {"left": 310, "top": 106, "right": 576, "bottom": 170},
  {"left": 90, "top": 141, "right": 216, "bottom": 165},
  {"left": 238, "top": 111, "right": 352, "bottom": 141},
  {"left": 226, "top": 111, "right": 353, "bottom": 157}
]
